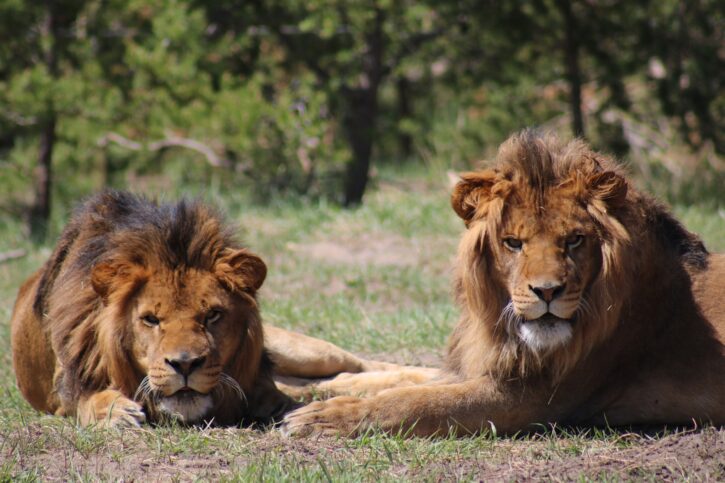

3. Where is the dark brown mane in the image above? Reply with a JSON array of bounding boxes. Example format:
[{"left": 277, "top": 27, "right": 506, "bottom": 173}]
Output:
[
  {"left": 34, "top": 191, "right": 242, "bottom": 319},
  {"left": 73, "top": 191, "right": 240, "bottom": 275},
  {"left": 36, "top": 191, "right": 262, "bottom": 406},
  {"left": 12, "top": 189, "right": 292, "bottom": 427}
]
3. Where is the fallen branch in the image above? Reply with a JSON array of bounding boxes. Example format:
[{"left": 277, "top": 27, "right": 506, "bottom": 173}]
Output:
[
  {"left": 98, "top": 132, "right": 230, "bottom": 168},
  {"left": 0, "top": 249, "right": 27, "bottom": 264}
]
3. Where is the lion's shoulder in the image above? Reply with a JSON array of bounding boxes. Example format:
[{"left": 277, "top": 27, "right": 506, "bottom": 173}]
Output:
[{"left": 647, "top": 204, "right": 708, "bottom": 270}]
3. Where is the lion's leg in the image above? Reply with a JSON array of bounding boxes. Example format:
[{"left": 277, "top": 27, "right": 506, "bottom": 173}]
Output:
[
  {"left": 282, "top": 377, "right": 547, "bottom": 438},
  {"left": 76, "top": 389, "right": 146, "bottom": 428},
  {"left": 10, "top": 271, "right": 60, "bottom": 414},
  {"left": 277, "top": 366, "right": 440, "bottom": 401},
  {"left": 264, "top": 326, "right": 405, "bottom": 378}
]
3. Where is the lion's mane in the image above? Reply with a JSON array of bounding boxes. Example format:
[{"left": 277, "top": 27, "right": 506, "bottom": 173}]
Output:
[
  {"left": 33, "top": 191, "right": 272, "bottom": 421},
  {"left": 446, "top": 131, "right": 708, "bottom": 381}
]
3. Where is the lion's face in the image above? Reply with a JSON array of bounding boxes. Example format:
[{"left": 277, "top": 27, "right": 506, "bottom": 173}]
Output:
[
  {"left": 492, "top": 193, "right": 603, "bottom": 353},
  {"left": 92, "top": 248, "right": 267, "bottom": 424},
  {"left": 128, "top": 270, "right": 239, "bottom": 422},
  {"left": 452, "top": 134, "right": 630, "bottom": 369}
]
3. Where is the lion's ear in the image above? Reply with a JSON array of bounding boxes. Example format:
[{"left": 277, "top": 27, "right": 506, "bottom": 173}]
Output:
[
  {"left": 587, "top": 171, "right": 628, "bottom": 208},
  {"left": 91, "top": 260, "right": 148, "bottom": 302},
  {"left": 451, "top": 170, "right": 499, "bottom": 225},
  {"left": 216, "top": 249, "right": 267, "bottom": 293}
]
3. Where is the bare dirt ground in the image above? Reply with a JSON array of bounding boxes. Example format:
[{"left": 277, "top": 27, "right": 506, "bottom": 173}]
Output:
[
  {"left": 288, "top": 231, "right": 424, "bottom": 268},
  {"left": 7, "top": 423, "right": 724, "bottom": 481},
  {"left": 5, "top": 338, "right": 724, "bottom": 481}
]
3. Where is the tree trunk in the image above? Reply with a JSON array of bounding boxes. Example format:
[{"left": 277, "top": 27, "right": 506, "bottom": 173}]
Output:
[
  {"left": 396, "top": 76, "right": 413, "bottom": 159},
  {"left": 342, "top": 87, "right": 379, "bottom": 206},
  {"left": 342, "top": 8, "right": 385, "bottom": 207},
  {"left": 30, "top": 5, "right": 59, "bottom": 240},
  {"left": 559, "top": 0, "right": 585, "bottom": 138},
  {"left": 30, "top": 118, "right": 56, "bottom": 239}
]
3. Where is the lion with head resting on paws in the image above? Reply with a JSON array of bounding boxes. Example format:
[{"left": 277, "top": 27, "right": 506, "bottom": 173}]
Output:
[
  {"left": 282, "top": 131, "right": 725, "bottom": 437},
  {"left": 11, "top": 191, "right": 399, "bottom": 427}
]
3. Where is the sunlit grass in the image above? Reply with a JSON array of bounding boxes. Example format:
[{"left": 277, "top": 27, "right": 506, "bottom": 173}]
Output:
[{"left": 0, "top": 164, "right": 723, "bottom": 480}]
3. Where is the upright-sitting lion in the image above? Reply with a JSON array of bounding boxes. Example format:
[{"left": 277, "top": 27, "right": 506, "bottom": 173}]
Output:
[
  {"left": 10, "top": 191, "right": 393, "bottom": 427},
  {"left": 282, "top": 131, "right": 725, "bottom": 437}
]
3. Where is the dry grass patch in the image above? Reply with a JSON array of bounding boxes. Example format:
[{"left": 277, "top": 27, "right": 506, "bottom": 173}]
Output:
[{"left": 1, "top": 168, "right": 723, "bottom": 481}]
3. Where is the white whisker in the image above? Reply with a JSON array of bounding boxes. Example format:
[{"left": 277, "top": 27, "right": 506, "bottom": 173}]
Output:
[
  {"left": 497, "top": 301, "right": 523, "bottom": 336},
  {"left": 134, "top": 376, "right": 162, "bottom": 407},
  {"left": 217, "top": 373, "right": 247, "bottom": 404},
  {"left": 577, "top": 295, "right": 594, "bottom": 320},
  {"left": 133, "top": 376, "right": 151, "bottom": 402}
]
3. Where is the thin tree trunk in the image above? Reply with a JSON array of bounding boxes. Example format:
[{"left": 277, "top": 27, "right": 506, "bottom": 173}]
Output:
[
  {"left": 342, "top": 87, "right": 379, "bottom": 206},
  {"left": 30, "top": 4, "right": 59, "bottom": 240},
  {"left": 342, "top": 8, "right": 385, "bottom": 206},
  {"left": 559, "top": 0, "right": 585, "bottom": 138},
  {"left": 397, "top": 76, "right": 413, "bottom": 159},
  {"left": 30, "top": 118, "right": 56, "bottom": 238}
]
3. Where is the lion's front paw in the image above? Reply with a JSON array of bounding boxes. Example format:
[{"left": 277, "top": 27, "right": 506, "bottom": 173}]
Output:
[
  {"left": 104, "top": 397, "right": 146, "bottom": 428},
  {"left": 79, "top": 390, "right": 147, "bottom": 428},
  {"left": 280, "top": 396, "right": 370, "bottom": 437}
]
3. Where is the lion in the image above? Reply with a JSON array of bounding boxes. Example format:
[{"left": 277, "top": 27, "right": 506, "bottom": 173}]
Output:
[
  {"left": 282, "top": 131, "right": 725, "bottom": 437},
  {"left": 10, "top": 190, "right": 398, "bottom": 427}
]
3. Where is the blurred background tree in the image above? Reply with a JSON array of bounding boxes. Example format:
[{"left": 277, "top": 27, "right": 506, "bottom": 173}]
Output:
[
  {"left": 0, "top": 0, "right": 87, "bottom": 239},
  {"left": 0, "top": 0, "right": 722, "bottom": 239}
]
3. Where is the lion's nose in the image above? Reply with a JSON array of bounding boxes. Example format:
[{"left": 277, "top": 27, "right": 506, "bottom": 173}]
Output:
[
  {"left": 529, "top": 283, "right": 566, "bottom": 303},
  {"left": 165, "top": 354, "right": 206, "bottom": 376}
]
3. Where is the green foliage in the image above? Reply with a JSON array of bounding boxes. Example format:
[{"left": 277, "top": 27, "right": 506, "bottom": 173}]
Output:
[
  {"left": 419, "top": 81, "right": 563, "bottom": 170},
  {"left": 0, "top": 0, "right": 722, "bottom": 231}
]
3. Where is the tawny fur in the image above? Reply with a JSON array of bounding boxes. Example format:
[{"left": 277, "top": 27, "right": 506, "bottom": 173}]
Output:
[
  {"left": 446, "top": 132, "right": 635, "bottom": 381},
  {"left": 11, "top": 191, "right": 397, "bottom": 427},
  {"left": 282, "top": 130, "right": 725, "bottom": 437}
]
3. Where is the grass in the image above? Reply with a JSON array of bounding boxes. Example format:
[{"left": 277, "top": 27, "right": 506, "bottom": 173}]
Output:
[{"left": 0, "top": 165, "right": 724, "bottom": 480}]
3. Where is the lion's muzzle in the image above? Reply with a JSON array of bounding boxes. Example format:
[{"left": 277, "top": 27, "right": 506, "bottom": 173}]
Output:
[
  {"left": 514, "top": 277, "right": 580, "bottom": 322},
  {"left": 165, "top": 354, "right": 207, "bottom": 383},
  {"left": 146, "top": 345, "right": 222, "bottom": 422},
  {"left": 156, "top": 391, "right": 214, "bottom": 424},
  {"left": 518, "top": 315, "right": 573, "bottom": 353},
  {"left": 512, "top": 279, "right": 579, "bottom": 352},
  {"left": 147, "top": 351, "right": 220, "bottom": 423},
  {"left": 151, "top": 350, "right": 220, "bottom": 397}
]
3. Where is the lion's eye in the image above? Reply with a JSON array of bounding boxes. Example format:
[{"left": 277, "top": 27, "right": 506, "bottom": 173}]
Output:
[
  {"left": 141, "top": 314, "right": 160, "bottom": 327},
  {"left": 566, "top": 234, "right": 584, "bottom": 249},
  {"left": 205, "top": 309, "right": 222, "bottom": 325},
  {"left": 503, "top": 237, "right": 523, "bottom": 251}
]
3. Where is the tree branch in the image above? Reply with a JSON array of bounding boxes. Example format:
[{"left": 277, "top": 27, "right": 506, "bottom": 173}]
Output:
[
  {"left": 98, "top": 132, "right": 230, "bottom": 168},
  {"left": 147, "top": 137, "right": 229, "bottom": 167},
  {"left": 97, "top": 132, "right": 142, "bottom": 150},
  {"left": 0, "top": 249, "right": 26, "bottom": 264}
]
